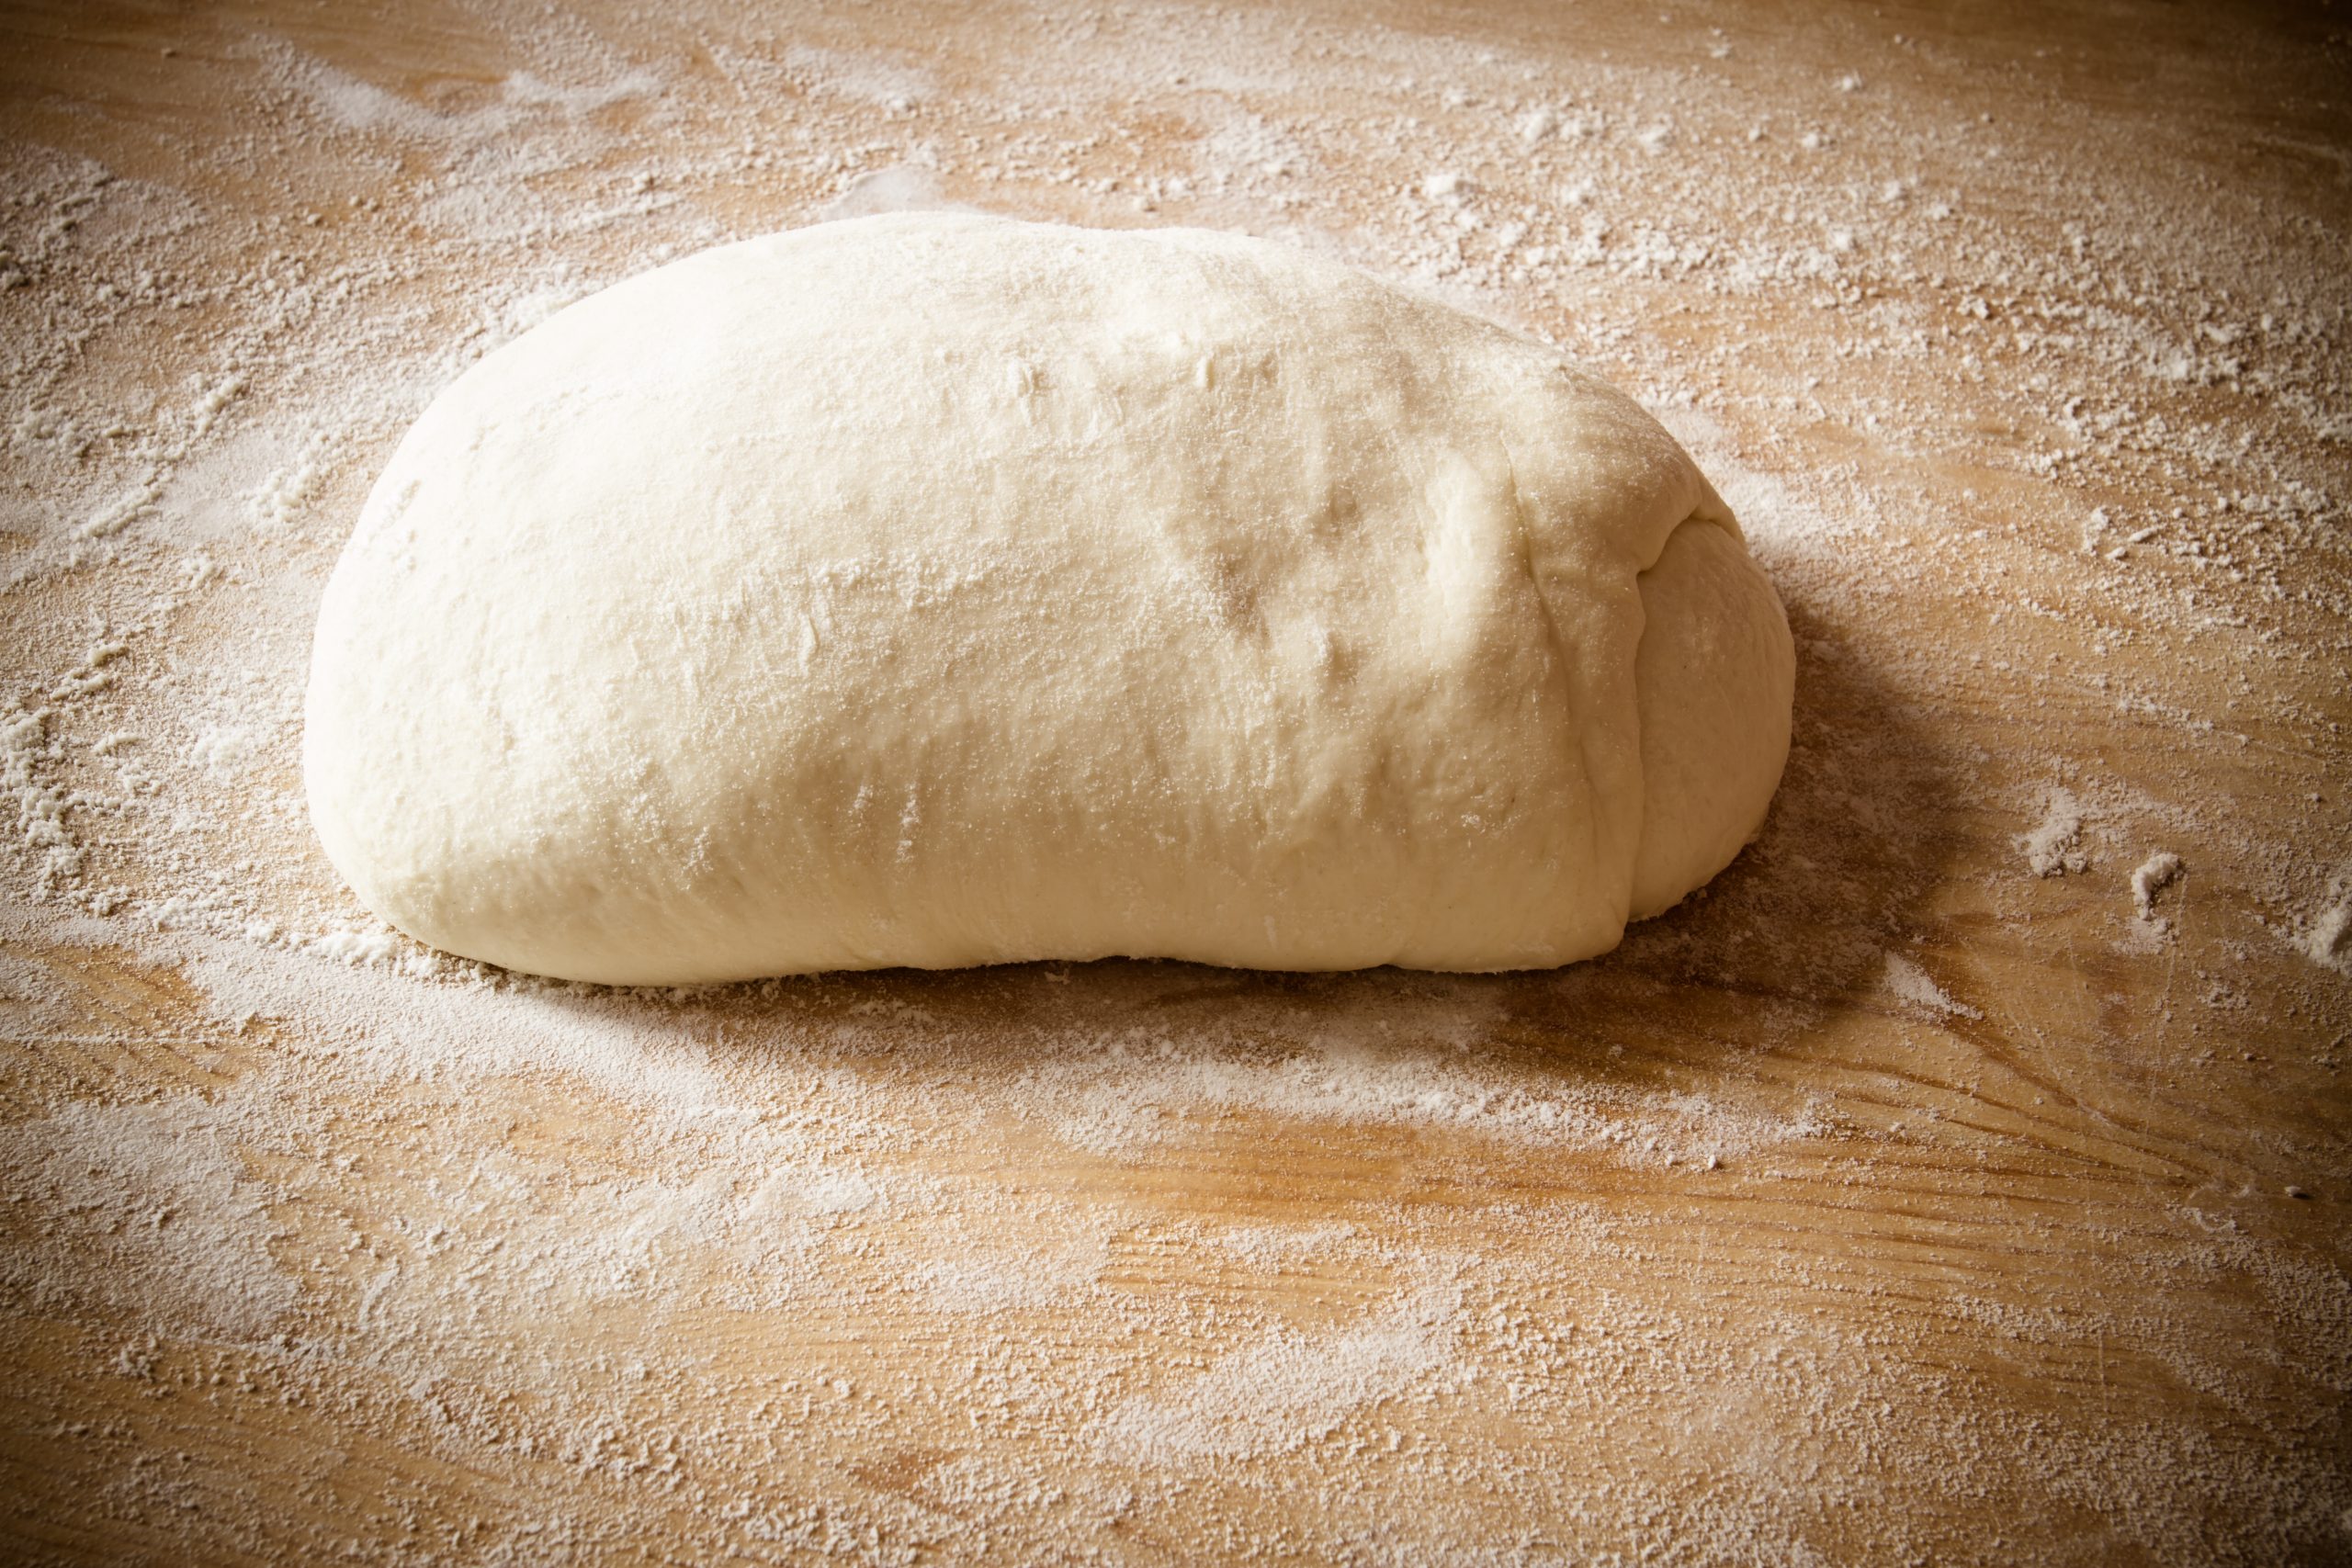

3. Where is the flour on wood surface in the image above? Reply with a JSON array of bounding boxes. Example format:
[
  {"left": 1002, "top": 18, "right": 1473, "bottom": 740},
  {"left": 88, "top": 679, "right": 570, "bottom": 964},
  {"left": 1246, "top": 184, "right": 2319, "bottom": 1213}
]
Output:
[
  {"left": 1, "top": 2, "right": 2347, "bottom": 1562},
  {"left": 1099, "top": 1284, "right": 1463, "bottom": 1466},
  {"left": 0, "top": 1096, "right": 297, "bottom": 1339},
  {"left": 2021, "top": 788, "right": 2090, "bottom": 877},
  {"left": 2132, "top": 852, "right": 2186, "bottom": 926},
  {"left": 1881, "top": 952, "right": 1981, "bottom": 1021},
  {"left": 2294, "top": 866, "right": 2352, "bottom": 978}
]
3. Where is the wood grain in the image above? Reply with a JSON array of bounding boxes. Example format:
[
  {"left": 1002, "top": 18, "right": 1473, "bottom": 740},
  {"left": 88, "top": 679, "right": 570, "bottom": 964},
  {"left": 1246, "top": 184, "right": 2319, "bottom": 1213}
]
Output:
[{"left": 2, "top": 0, "right": 2346, "bottom": 1562}]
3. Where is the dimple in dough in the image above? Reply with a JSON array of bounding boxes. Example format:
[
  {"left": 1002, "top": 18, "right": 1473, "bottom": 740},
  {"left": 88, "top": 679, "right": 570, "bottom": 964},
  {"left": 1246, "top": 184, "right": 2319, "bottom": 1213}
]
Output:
[{"left": 304, "top": 212, "right": 1795, "bottom": 985}]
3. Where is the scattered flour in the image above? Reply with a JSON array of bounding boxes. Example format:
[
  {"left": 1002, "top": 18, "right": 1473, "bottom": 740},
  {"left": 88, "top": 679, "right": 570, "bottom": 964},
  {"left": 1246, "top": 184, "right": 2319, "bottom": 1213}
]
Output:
[
  {"left": 2295, "top": 866, "right": 2352, "bottom": 977},
  {"left": 1099, "top": 1284, "right": 1462, "bottom": 1465},
  {"left": 0, "top": 3, "right": 2344, "bottom": 1562},
  {"left": 1882, "top": 952, "right": 1983, "bottom": 1021},
  {"left": 2132, "top": 852, "right": 2186, "bottom": 927},
  {"left": 2021, "top": 788, "right": 2090, "bottom": 877},
  {"left": 0, "top": 1095, "right": 298, "bottom": 1338}
]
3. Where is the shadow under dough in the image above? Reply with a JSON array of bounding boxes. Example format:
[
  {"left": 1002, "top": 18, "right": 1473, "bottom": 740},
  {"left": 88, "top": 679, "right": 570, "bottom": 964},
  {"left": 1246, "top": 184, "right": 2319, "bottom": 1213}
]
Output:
[{"left": 680, "top": 598, "right": 1961, "bottom": 1087}]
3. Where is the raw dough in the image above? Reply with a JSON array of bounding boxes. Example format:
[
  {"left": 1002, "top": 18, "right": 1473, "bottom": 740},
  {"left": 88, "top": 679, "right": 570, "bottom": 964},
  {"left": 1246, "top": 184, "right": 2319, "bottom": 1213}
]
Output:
[{"left": 305, "top": 213, "right": 1793, "bottom": 984}]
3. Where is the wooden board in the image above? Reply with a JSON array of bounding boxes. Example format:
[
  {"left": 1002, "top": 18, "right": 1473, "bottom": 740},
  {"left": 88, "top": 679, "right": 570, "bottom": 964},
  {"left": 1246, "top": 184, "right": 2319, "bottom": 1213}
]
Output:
[{"left": 2, "top": 1, "right": 2347, "bottom": 1562}]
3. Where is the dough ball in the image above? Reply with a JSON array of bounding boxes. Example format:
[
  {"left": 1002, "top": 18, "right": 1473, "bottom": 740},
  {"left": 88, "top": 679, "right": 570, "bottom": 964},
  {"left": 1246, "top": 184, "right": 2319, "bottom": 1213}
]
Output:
[{"left": 304, "top": 213, "right": 1793, "bottom": 983}]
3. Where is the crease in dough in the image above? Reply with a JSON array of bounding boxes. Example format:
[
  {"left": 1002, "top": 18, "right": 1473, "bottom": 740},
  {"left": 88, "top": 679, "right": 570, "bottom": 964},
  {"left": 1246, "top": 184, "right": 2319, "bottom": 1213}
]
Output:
[{"left": 1628, "top": 512, "right": 1795, "bottom": 920}]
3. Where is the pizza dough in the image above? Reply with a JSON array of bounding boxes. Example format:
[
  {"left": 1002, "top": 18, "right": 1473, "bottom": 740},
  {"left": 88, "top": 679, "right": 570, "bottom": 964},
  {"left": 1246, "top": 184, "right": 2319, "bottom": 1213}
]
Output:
[{"left": 304, "top": 212, "right": 1793, "bottom": 984}]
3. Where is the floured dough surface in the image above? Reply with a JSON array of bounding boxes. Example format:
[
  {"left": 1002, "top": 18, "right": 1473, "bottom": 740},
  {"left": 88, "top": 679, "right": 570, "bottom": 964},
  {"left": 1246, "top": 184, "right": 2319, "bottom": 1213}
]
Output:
[{"left": 304, "top": 212, "right": 1793, "bottom": 984}]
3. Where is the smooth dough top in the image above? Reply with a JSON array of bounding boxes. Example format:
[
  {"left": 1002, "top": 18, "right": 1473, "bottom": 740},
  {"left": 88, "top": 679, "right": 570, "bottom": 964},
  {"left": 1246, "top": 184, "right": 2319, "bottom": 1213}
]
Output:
[{"left": 305, "top": 212, "right": 1793, "bottom": 984}]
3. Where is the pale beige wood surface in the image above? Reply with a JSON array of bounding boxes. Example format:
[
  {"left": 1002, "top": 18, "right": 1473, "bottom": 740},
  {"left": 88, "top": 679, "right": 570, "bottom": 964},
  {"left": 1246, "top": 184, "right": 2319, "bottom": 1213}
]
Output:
[{"left": 1, "top": 1, "right": 2347, "bottom": 1563}]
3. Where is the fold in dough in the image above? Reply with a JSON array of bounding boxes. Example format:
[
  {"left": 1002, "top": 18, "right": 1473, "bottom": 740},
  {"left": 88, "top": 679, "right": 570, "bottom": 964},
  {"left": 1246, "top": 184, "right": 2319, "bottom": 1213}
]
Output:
[{"left": 1631, "top": 517, "right": 1796, "bottom": 920}]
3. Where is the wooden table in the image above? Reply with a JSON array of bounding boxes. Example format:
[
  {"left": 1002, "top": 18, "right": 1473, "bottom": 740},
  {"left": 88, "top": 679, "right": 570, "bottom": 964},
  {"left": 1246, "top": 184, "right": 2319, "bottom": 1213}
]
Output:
[{"left": 2, "top": 1, "right": 2346, "bottom": 1562}]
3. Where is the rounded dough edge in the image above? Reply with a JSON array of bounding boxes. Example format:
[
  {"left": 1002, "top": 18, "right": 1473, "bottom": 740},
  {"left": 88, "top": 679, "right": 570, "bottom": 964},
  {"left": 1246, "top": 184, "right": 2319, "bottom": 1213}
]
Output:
[{"left": 1628, "top": 511, "right": 1796, "bottom": 921}]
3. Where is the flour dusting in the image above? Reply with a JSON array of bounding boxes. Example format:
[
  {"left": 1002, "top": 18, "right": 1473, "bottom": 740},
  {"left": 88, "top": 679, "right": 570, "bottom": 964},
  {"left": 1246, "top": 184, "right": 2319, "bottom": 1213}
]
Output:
[{"left": 1, "top": 1, "right": 2346, "bottom": 1562}]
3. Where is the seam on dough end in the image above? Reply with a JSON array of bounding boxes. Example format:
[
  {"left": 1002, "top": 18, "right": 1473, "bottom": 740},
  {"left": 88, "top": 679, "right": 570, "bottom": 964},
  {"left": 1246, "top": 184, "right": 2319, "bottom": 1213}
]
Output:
[
  {"left": 1626, "top": 512, "right": 1790, "bottom": 922},
  {"left": 1500, "top": 442, "right": 1638, "bottom": 945}
]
